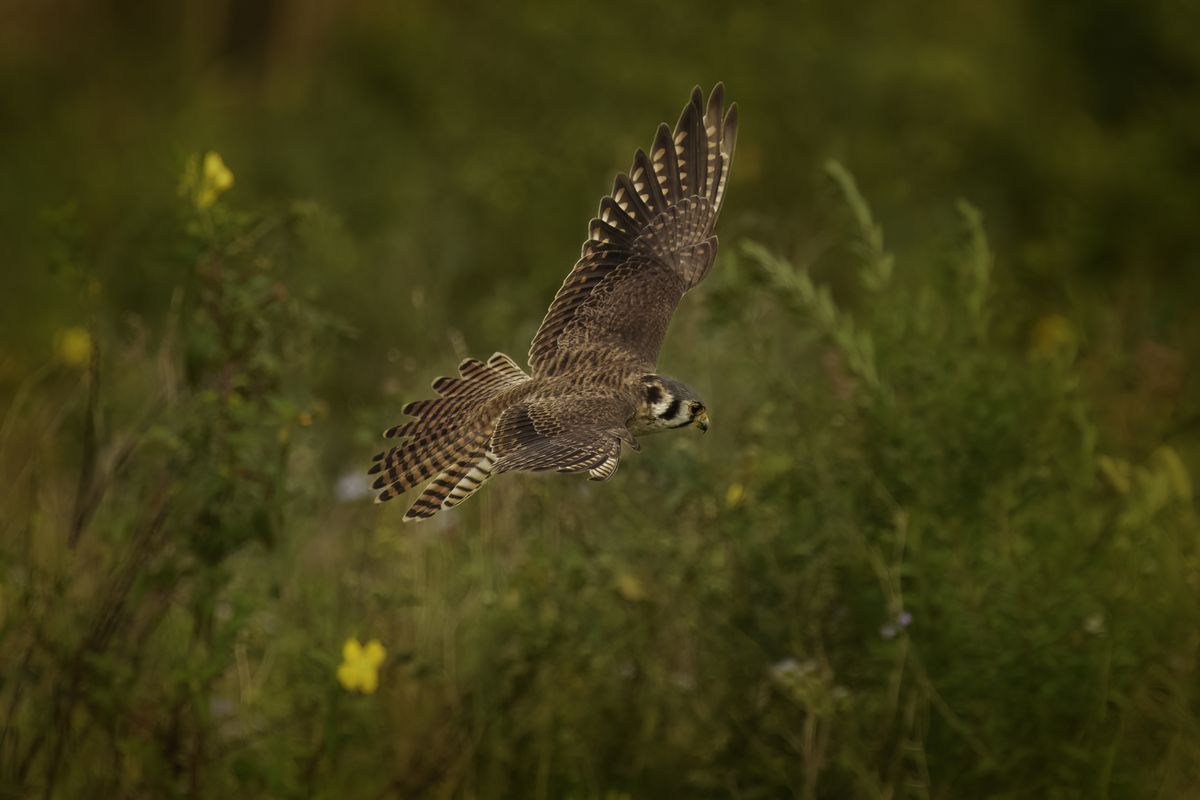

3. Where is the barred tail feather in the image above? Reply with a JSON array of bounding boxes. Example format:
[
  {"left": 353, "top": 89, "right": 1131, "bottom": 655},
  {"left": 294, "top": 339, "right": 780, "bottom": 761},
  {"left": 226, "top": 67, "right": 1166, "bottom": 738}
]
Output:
[
  {"left": 444, "top": 450, "right": 498, "bottom": 508},
  {"left": 370, "top": 353, "right": 529, "bottom": 519},
  {"left": 403, "top": 450, "right": 499, "bottom": 522}
]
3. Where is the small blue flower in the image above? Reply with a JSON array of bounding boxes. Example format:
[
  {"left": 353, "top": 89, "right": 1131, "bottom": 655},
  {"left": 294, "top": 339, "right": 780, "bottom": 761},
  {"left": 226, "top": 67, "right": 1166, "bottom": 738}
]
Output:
[{"left": 881, "top": 610, "right": 913, "bottom": 639}]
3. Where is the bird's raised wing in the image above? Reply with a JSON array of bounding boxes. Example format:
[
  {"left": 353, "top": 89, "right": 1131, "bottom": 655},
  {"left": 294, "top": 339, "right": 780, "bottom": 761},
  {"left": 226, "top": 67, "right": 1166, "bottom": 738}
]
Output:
[{"left": 528, "top": 85, "right": 738, "bottom": 377}]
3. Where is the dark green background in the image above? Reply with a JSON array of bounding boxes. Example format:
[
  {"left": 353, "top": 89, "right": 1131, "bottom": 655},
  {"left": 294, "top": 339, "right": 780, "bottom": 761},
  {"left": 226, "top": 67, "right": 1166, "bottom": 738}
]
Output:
[{"left": 2, "top": 2, "right": 1198, "bottom": 797}]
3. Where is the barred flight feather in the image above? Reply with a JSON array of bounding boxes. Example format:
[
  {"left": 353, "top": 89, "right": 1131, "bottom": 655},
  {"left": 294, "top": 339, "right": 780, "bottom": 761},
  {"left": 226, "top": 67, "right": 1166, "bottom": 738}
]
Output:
[
  {"left": 529, "top": 84, "right": 737, "bottom": 374},
  {"left": 588, "top": 454, "right": 620, "bottom": 481}
]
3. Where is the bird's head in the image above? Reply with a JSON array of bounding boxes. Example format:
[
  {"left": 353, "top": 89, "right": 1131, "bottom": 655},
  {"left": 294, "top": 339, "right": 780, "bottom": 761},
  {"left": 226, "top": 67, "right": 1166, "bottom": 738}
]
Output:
[{"left": 631, "top": 374, "right": 709, "bottom": 435}]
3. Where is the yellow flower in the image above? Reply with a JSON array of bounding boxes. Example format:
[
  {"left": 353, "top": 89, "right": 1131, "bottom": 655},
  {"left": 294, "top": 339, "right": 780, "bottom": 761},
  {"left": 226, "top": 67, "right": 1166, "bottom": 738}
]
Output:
[
  {"left": 337, "top": 638, "right": 386, "bottom": 694},
  {"left": 614, "top": 572, "right": 647, "bottom": 602},
  {"left": 195, "top": 151, "right": 234, "bottom": 209},
  {"left": 1029, "top": 313, "right": 1075, "bottom": 357},
  {"left": 55, "top": 326, "right": 92, "bottom": 367},
  {"left": 725, "top": 483, "right": 745, "bottom": 509}
]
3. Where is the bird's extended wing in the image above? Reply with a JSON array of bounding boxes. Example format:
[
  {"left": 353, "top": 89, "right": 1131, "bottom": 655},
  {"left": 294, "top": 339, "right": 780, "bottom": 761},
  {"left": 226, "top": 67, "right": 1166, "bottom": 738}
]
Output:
[
  {"left": 528, "top": 84, "right": 738, "bottom": 376},
  {"left": 490, "top": 394, "right": 638, "bottom": 481}
]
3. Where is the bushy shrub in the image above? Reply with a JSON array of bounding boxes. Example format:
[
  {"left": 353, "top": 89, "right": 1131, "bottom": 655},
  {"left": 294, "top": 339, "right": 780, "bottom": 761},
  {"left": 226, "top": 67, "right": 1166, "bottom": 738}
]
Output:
[{"left": 0, "top": 154, "right": 342, "bottom": 798}]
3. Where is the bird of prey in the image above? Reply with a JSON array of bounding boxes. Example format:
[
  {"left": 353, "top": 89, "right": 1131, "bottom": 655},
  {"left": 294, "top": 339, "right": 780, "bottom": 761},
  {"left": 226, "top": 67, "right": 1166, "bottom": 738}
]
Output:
[{"left": 370, "top": 84, "right": 738, "bottom": 521}]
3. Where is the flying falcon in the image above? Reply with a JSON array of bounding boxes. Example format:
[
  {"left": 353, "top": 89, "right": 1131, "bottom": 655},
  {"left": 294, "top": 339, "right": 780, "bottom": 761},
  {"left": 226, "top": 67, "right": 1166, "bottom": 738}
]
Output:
[{"left": 370, "top": 84, "right": 738, "bottom": 521}]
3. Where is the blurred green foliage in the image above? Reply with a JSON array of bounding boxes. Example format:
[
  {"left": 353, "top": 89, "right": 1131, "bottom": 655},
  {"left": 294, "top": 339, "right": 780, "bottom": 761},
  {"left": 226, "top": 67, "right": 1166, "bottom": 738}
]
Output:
[{"left": 2, "top": 1, "right": 1199, "bottom": 798}]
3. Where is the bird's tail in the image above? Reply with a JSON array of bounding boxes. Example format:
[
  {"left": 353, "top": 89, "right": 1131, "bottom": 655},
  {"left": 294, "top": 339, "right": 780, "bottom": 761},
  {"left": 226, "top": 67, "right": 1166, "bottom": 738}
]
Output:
[{"left": 370, "top": 352, "right": 530, "bottom": 521}]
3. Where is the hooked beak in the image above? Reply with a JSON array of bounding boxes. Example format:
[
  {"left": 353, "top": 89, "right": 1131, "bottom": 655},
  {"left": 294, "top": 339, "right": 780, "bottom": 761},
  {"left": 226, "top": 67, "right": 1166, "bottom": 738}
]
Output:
[{"left": 693, "top": 408, "right": 709, "bottom": 434}]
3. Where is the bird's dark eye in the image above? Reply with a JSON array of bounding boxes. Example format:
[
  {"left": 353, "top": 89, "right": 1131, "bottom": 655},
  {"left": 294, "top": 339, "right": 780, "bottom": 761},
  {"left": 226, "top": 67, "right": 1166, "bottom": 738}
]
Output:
[
  {"left": 690, "top": 402, "right": 701, "bottom": 414},
  {"left": 646, "top": 384, "right": 663, "bottom": 404}
]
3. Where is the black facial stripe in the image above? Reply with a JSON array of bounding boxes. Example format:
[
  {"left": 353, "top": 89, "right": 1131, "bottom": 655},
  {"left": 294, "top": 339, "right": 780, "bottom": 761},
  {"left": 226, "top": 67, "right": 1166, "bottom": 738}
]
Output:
[
  {"left": 646, "top": 385, "right": 663, "bottom": 404},
  {"left": 659, "top": 397, "right": 681, "bottom": 420}
]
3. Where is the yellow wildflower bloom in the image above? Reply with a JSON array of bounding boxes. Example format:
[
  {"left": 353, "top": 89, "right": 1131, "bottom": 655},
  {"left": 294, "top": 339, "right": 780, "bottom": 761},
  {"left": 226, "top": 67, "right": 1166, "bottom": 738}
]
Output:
[
  {"left": 337, "top": 637, "right": 386, "bottom": 694},
  {"left": 1029, "top": 313, "right": 1075, "bottom": 357},
  {"left": 55, "top": 326, "right": 92, "bottom": 367},
  {"left": 195, "top": 151, "right": 235, "bottom": 209},
  {"left": 614, "top": 572, "right": 647, "bottom": 602},
  {"left": 725, "top": 483, "right": 745, "bottom": 509}
]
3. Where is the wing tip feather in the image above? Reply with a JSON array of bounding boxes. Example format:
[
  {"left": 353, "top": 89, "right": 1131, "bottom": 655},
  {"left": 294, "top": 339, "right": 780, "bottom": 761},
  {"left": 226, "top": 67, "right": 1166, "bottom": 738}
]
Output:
[
  {"left": 707, "top": 83, "right": 725, "bottom": 116},
  {"left": 724, "top": 102, "right": 739, "bottom": 141},
  {"left": 528, "top": 83, "right": 737, "bottom": 373}
]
